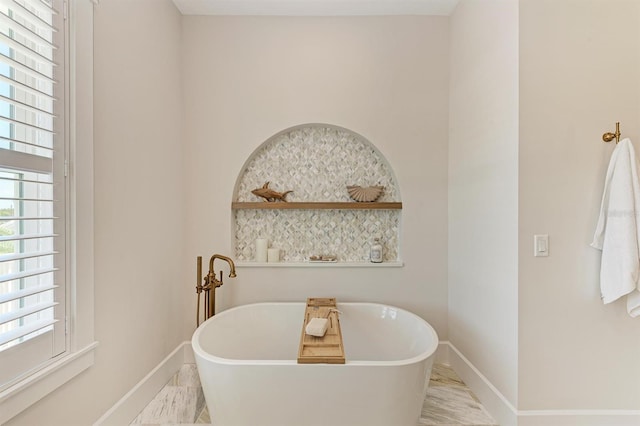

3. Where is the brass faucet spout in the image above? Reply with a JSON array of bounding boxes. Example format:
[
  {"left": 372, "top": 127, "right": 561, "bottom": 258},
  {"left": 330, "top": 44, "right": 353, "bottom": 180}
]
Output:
[{"left": 209, "top": 254, "right": 237, "bottom": 278}]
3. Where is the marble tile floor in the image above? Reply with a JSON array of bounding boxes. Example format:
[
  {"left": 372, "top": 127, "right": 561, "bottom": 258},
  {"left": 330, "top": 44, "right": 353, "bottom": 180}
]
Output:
[
  {"left": 131, "top": 363, "right": 497, "bottom": 426},
  {"left": 130, "top": 364, "right": 206, "bottom": 425}
]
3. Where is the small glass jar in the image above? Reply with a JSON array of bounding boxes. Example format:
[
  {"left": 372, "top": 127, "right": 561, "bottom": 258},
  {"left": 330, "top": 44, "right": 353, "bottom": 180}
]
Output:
[{"left": 370, "top": 238, "right": 383, "bottom": 263}]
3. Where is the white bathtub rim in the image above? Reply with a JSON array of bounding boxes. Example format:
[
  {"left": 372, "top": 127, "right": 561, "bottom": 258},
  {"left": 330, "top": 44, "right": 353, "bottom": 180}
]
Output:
[{"left": 191, "top": 301, "right": 439, "bottom": 367}]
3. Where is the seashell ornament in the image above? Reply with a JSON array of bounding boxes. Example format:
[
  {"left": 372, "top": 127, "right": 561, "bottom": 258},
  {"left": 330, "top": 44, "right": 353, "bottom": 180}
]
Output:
[{"left": 347, "top": 185, "right": 384, "bottom": 202}]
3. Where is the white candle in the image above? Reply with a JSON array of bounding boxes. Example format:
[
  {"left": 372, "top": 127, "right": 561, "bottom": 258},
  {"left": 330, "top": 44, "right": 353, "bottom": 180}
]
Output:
[
  {"left": 256, "top": 239, "right": 268, "bottom": 262},
  {"left": 267, "top": 248, "right": 280, "bottom": 262}
]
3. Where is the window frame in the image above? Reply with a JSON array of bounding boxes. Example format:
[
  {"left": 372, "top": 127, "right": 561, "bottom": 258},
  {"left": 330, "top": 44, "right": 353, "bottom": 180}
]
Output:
[{"left": 0, "top": 1, "right": 96, "bottom": 422}]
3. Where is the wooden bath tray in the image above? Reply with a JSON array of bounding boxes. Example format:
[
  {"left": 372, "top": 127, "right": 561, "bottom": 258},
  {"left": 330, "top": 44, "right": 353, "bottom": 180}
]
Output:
[{"left": 297, "top": 298, "right": 345, "bottom": 364}]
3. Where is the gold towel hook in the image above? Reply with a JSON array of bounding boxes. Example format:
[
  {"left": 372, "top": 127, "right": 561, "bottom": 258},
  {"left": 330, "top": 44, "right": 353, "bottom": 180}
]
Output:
[{"left": 603, "top": 122, "right": 621, "bottom": 144}]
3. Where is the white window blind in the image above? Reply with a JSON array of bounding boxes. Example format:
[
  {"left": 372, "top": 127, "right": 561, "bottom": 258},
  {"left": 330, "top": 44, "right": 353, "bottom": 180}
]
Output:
[{"left": 0, "top": 0, "right": 65, "bottom": 390}]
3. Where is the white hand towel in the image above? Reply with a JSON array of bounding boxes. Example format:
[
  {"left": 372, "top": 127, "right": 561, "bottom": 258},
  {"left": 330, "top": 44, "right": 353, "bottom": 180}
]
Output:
[{"left": 591, "top": 138, "right": 640, "bottom": 317}]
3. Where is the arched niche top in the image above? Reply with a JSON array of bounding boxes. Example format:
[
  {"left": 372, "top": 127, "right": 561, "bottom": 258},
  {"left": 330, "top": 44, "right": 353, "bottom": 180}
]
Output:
[{"left": 233, "top": 124, "right": 402, "bottom": 203}]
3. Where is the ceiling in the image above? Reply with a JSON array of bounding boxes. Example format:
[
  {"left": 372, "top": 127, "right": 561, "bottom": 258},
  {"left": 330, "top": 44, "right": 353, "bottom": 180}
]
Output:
[{"left": 171, "top": 0, "right": 461, "bottom": 16}]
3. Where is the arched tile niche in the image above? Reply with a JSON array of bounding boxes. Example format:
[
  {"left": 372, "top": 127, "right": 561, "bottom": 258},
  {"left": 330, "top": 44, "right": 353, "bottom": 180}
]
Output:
[{"left": 232, "top": 124, "right": 402, "bottom": 266}]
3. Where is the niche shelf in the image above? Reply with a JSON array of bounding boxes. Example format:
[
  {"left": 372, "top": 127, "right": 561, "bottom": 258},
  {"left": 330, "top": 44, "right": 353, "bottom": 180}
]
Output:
[
  {"left": 232, "top": 202, "right": 402, "bottom": 210},
  {"left": 232, "top": 125, "right": 402, "bottom": 264}
]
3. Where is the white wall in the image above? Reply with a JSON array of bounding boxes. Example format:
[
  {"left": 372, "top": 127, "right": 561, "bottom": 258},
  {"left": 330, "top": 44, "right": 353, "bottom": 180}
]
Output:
[
  {"left": 181, "top": 16, "right": 450, "bottom": 338},
  {"left": 448, "top": 0, "right": 519, "bottom": 408},
  {"left": 5, "top": 1, "right": 185, "bottom": 424},
  {"left": 519, "top": 0, "right": 640, "bottom": 411}
]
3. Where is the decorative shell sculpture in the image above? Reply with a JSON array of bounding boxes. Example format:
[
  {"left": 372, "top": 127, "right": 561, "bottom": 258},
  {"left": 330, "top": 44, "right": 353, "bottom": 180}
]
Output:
[{"left": 346, "top": 185, "right": 384, "bottom": 202}]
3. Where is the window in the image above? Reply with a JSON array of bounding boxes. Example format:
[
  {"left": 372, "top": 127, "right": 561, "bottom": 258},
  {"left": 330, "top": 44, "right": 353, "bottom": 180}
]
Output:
[{"left": 0, "top": 0, "right": 66, "bottom": 391}]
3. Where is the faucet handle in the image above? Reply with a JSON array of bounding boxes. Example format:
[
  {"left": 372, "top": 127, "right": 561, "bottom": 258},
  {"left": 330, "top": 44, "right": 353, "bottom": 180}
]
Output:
[{"left": 216, "top": 270, "right": 224, "bottom": 288}]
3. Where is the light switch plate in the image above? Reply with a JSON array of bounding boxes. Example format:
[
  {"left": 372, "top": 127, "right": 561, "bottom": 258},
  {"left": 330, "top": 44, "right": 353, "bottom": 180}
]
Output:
[{"left": 534, "top": 234, "right": 549, "bottom": 257}]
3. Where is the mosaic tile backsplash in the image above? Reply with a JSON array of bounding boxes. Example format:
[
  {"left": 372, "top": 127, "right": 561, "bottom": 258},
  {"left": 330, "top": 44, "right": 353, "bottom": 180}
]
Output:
[{"left": 234, "top": 126, "right": 401, "bottom": 262}]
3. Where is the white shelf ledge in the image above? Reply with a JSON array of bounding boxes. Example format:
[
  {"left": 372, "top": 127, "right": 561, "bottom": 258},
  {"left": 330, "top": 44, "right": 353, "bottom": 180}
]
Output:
[{"left": 237, "top": 261, "right": 404, "bottom": 268}]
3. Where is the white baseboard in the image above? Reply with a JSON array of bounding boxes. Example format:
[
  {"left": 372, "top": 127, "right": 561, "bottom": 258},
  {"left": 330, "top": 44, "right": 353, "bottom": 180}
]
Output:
[
  {"left": 517, "top": 411, "right": 640, "bottom": 426},
  {"left": 446, "top": 342, "right": 640, "bottom": 426},
  {"left": 93, "top": 341, "right": 192, "bottom": 426},
  {"left": 183, "top": 343, "right": 195, "bottom": 363},
  {"left": 446, "top": 342, "right": 518, "bottom": 426},
  {"left": 435, "top": 341, "right": 450, "bottom": 364}
]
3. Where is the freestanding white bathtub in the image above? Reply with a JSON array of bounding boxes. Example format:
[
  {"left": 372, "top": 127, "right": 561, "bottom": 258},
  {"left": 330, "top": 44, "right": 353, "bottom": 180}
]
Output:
[{"left": 191, "top": 302, "right": 439, "bottom": 426}]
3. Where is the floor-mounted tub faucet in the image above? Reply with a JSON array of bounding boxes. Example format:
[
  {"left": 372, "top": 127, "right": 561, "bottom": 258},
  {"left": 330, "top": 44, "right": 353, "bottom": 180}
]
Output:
[{"left": 196, "top": 254, "right": 237, "bottom": 326}]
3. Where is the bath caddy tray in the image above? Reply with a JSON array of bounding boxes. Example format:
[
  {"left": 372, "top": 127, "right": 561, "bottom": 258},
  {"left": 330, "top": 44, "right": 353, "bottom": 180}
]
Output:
[{"left": 297, "top": 298, "right": 345, "bottom": 364}]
